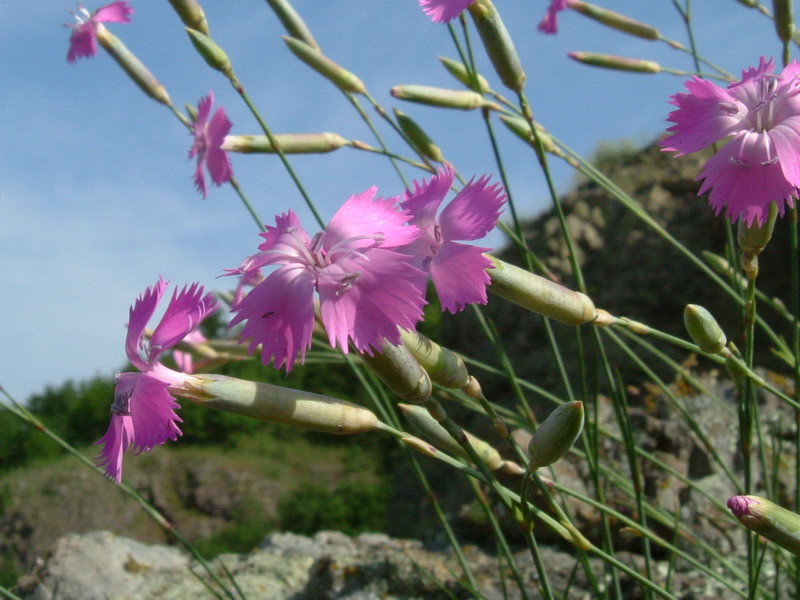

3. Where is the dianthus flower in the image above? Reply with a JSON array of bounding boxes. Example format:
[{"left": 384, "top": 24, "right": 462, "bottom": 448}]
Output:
[
  {"left": 418, "top": 0, "right": 475, "bottom": 24},
  {"left": 189, "top": 92, "right": 233, "bottom": 198},
  {"left": 228, "top": 188, "right": 428, "bottom": 371},
  {"left": 538, "top": 0, "right": 569, "bottom": 34},
  {"left": 661, "top": 57, "right": 800, "bottom": 225},
  {"left": 95, "top": 278, "right": 219, "bottom": 482},
  {"left": 65, "top": 1, "right": 132, "bottom": 63},
  {"left": 399, "top": 165, "right": 506, "bottom": 313}
]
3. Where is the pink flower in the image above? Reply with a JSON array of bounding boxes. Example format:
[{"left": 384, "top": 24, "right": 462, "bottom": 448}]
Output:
[
  {"left": 95, "top": 278, "right": 219, "bottom": 482},
  {"left": 189, "top": 92, "right": 233, "bottom": 198},
  {"left": 65, "top": 1, "right": 133, "bottom": 63},
  {"left": 228, "top": 188, "right": 428, "bottom": 371},
  {"left": 661, "top": 57, "right": 800, "bottom": 225},
  {"left": 538, "top": 0, "right": 569, "bottom": 34},
  {"left": 418, "top": 0, "right": 475, "bottom": 24},
  {"left": 400, "top": 165, "right": 505, "bottom": 313}
]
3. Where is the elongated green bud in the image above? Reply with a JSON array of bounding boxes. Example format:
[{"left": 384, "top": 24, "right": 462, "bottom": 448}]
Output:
[
  {"left": 569, "top": 0, "right": 659, "bottom": 40},
  {"left": 399, "top": 330, "right": 469, "bottom": 389},
  {"left": 728, "top": 495, "right": 800, "bottom": 555},
  {"left": 186, "top": 28, "right": 233, "bottom": 77},
  {"left": 167, "top": 0, "right": 209, "bottom": 35},
  {"left": 282, "top": 36, "right": 365, "bottom": 94},
  {"left": 360, "top": 341, "right": 432, "bottom": 403},
  {"left": 391, "top": 85, "right": 490, "bottom": 110},
  {"left": 267, "top": 0, "right": 320, "bottom": 51},
  {"left": 94, "top": 25, "right": 171, "bottom": 106},
  {"left": 467, "top": 0, "right": 525, "bottom": 92},
  {"left": 498, "top": 115, "right": 558, "bottom": 155},
  {"left": 222, "top": 133, "right": 348, "bottom": 154},
  {"left": 439, "top": 57, "right": 490, "bottom": 94},
  {"left": 528, "top": 401, "right": 584, "bottom": 470},
  {"left": 487, "top": 257, "right": 597, "bottom": 325},
  {"left": 393, "top": 110, "right": 444, "bottom": 163},
  {"left": 568, "top": 52, "right": 660, "bottom": 74},
  {"left": 773, "top": 0, "right": 794, "bottom": 43},
  {"left": 702, "top": 252, "right": 748, "bottom": 290},
  {"left": 399, "top": 404, "right": 504, "bottom": 470},
  {"left": 684, "top": 305, "right": 727, "bottom": 354},
  {"left": 181, "top": 374, "right": 378, "bottom": 434}
]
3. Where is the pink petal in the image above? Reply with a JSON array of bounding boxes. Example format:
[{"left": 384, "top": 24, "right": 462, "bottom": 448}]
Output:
[
  {"left": 195, "top": 92, "right": 214, "bottom": 128},
  {"left": 95, "top": 413, "right": 133, "bottom": 483},
  {"left": 325, "top": 187, "right": 419, "bottom": 251},
  {"left": 125, "top": 277, "right": 168, "bottom": 370},
  {"left": 149, "top": 283, "right": 219, "bottom": 357},
  {"left": 661, "top": 77, "right": 743, "bottom": 155},
  {"left": 92, "top": 1, "right": 133, "bottom": 24},
  {"left": 418, "top": 0, "right": 474, "bottom": 23},
  {"left": 402, "top": 165, "right": 454, "bottom": 231},
  {"left": 429, "top": 242, "right": 492, "bottom": 313},
  {"left": 698, "top": 136, "right": 797, "bottom": 225},
  {"left": 205, "top": 108, "right": 233, "bottom": 186},
  {"left": 769, "top": 116, "right": 800, "bottom": 188},
  {"left": 438, "top": 174, "right": 505, "bottom": 241},
  {"left": 127, "top": 373, "right": 183, "bottom": 452},
  {"left": 257, "top": 210, "right": 310, "bottom": 253},
  {"left": 66, "top": 22, "right": 98, "bottom": 63},
  {"left": 538, "top": 0, "right": 568, "bottom": 34},
  {"left": 318, "top": 249, "right": 427, "bottom": 354},
  {"left": 229, "top": 268, "right": 316, "bottom": 371},
  {"left": 193, "top": 155, "right": 208, "bottom": 198}
]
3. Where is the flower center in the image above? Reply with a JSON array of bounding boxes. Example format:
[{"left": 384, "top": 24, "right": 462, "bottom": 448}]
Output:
[{"left": 749, "top": 75, "right": 779, "bottom": 133}]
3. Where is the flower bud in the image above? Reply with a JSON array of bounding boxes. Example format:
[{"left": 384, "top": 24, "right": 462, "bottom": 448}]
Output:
[
  {"left": 393, "top": 110, "right": 444, "bottom": 163},
  {"left": 528, "top": 401, "right": 584, "bottom": 470},
  {"left": 181, "top": 374, "right": 378, "bottom": 434},
  {"left": 222, "top": 133, "right": 348, "bottom": 154},
  {"left": 167, "top": 0, "right": 209, "bottom": 35},
  {"left": 738, "top": 201, "right": 778, "bottom": 256},
  {"left": 683, "top": 304, "right": 727, "bottom": 354},
  {"left": 399, "top": 330, "right": 470, "bottom": 389},
  {"left": 487, "top": 257, "right": 597, "bottom": 325},
  {"left": 186, "top": 28, "right": 233, "bottom": 77},
  {"left": 568, "top": 52, "right": 661, "bottom": 74},
  {"left": 467, "top": 0, "right": 525, "bottom": 92},
  {"left": 498, "top": 115, "right": 558, "bottom": 155},
  {"left": 569, "top": 0, "right": 659, "bottom": 40},
  {"left": 282, "top": 36, "right": 365, "bottom": 94},
  {"left": 702, "top": 252, "right": 748, "bottom": 289},
  {"left": 360, "top": 341, "right": 432, "bottom": 403},
  {"left": 773, "top": 0, "right": 795, "bottom": 44},
  {"left": 438, "top": 56, "right": 490, "bottom": 94},
  {"left": 94, "top": 25, "right": 171, "bottom": 106},
  {"left": 390, "top": 85, "right": 491, "bottom": 110},
  {"left": 399, "top": 404, "right": 504, "bottom": 470},
  {"left": 728, "top": 495, "right": 800, "bottom": 556},
  {"left": 267, "top": 0, "right": 320, "bottom": 51}
]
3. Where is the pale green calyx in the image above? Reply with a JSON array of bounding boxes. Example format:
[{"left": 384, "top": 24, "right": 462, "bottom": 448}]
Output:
[
  {"left": 729, "top": 495, "right": 800, "bottom": 556},
  {"left": 528, "top": 401, "right": 584, "bottom": 470},
  {"left": 683, "top": 304, "right": 727, "bottom": 354}
]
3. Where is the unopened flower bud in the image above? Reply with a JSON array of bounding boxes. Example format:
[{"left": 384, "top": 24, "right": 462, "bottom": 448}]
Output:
[
  {"left": 267, "top": 0, "right": 320, "bottom": 51},
  {"left": 487, "top": 257, "right": 597, "bottom": 325},
  {"left": 400, "top": 330, "right": 469, "bottom": 389},
  {"left": 773, "top": 0, "right": 795, "bottom": 44},
  {"left": 439, "top": 56, "right": 490, "bottom": 94},
  {"left": 399, "top": 404, "right": 504, "bottom": 470},
  {"left": 360, "top": 341, "right": 432, "bottom": 403},
  {"left": 167, "top": 0, "right": 209, "bottom": 35},
  {"left": 393, "top": 110, "right": 444, "bottom": 162},
  {"left": 728, "top": 495, "right": 800, "bottom": 556},
  {"left": 222, "top": 133, "right": 348, "bottom": 154},
  {"left": 391, "top": 85, "right": 491, "bottom": 110},
  {"left": 528, "top": 401, "right": 584, "bottom": 470},
  {"left": 467, "top": 0, "right": 525, "bottom": 92},
  {"left": 702, "top": 252, "right": 748, "bottom": 289},
  {"left": 738, "top": 201, "right": 778, "bottom": 256},
  {"left": 186, "top": 28, "right": 233, "bottom": 77},
  {"left": 182, "top": 374, "right": 378, "bottom": 434},
  {"left": 568, "top": 52, "right": 661, "bottom": 74},
  {"left": 94, "top": 25, "right": 171, "bottom": 106},
  {"left": 282, "top": 36, "right": 365, "bottom": 94},
  {"left": 498, "top": 116, "right": 558, "bottom": 155},
  {"left": 569, "top": 0, "right": 659, "bottom": 40},
  {"left": 684, "top": 304, "right": 727, "bottom": 354}
]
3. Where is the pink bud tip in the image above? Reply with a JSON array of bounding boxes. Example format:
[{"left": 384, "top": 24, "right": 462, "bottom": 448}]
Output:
[{"left": 727, "top": 495, "right": 756, "bottom": 517}]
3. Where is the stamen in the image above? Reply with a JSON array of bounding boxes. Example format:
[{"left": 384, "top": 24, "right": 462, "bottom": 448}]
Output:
[
  {"left": 111, "top": 387, "right": 133, "bottom": 415},
  {"left": 336, "top": 271, "right": 361, "bottom": 296},
  {"left": 719, "top": 102, "right": 740, "bottom": 116}
]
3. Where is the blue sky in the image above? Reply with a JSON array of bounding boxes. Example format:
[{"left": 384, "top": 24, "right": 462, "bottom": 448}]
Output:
[{"left": 0, "top": 1, "right": 782, "bottom": 402}]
